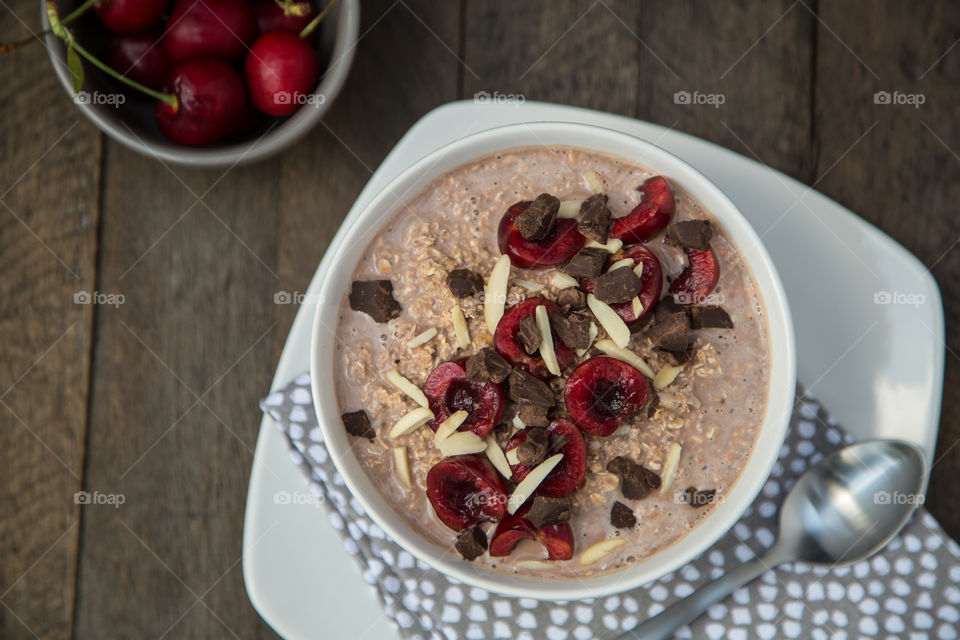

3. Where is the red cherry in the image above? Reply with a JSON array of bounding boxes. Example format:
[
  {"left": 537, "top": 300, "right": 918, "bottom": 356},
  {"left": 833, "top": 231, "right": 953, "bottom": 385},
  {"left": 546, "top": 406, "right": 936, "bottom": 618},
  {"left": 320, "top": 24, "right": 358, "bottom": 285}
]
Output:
[
  {"left": 581, "top": 244, "right": 663, "bottom": 324},
  {"left": 106, "top": 31, "right": 170, "bottom": 92},
  {"left": 669, "top": 245, "right": 720, "bottom": 305},
  {"left": 504, "top": 419, "right": 586, "bottom": 498},
  {"left": 497, "top": 201, "right": 586, "bottom": 269},
  {"left": 244, "top": 31, "right": 320, "bottom": 117},
  {"left": 488, "top": 504, "right": 574, "bottom": 560},
  {"left": 155, "top": 58, "right": 247, "bottom": 146},
  {"left": 163, "top": 0, "right": 257, "bottom": 64},
  {"left": 426, "top": 455, "right": 508, "bottom": 531},
  {"left": 252, "top": 0, "right": 317, "bottom": 39},
  {"left": 564, "top": 356, "right": 649, "bottom": 436},
  {"left": 94, "top": 0, "right": 169, "bottom": 33},
  {"left": 493, "top": 297, "right": 574, "bottom": 379},
  {"left": 423, "top": 360, "right": 504, "bottom": 438},
  {"left": 610, "top": 176, "right": 676, "bottom": 243}
]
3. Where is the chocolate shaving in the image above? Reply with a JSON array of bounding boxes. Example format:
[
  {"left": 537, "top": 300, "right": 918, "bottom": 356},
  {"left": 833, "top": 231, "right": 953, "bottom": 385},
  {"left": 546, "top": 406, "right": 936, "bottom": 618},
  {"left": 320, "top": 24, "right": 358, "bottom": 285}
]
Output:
[
  {"left": 455, "top": 526, "right": 488, "bottom": 560},
  {"left": 577, "top": 193, "right": 612, "bottom": 243},
  {"left": 683, "top": 487, "right": 716, "bottom": 509},
  {"left": 526, "top": 497, "right": 571, "bottom": 529},
  {"left": 349, "top": 280, "right": 402, "bottom": 322},
  {"left": 516, "top": 194, "right": 560, "bottom": 241},
  {"left": 517, "top": 315, "right": 541, "bottom": 355},
  {"left": 556, "top": 287, "right": 586, "bottom": 310},
  {"left": 466, "top": 348, "right": 512, "bottom": 383},
  {"left": 593, "top": 268, "right": 644, "bottom": 304},
  {"left": 516, "top": 428, "right": 550, "bottom": 467},
  {"left": 341, "top": 410, "right": 375, "bottom": 440},
  {"left": 446, "top": 268, "right": 484, "bottom": 299},
  {"left": 565, "top": 247, "right": 608, "bottom": 278},
  {"left": 517, "top": 404, "right": 550, "bottom": 427},
  {"left": 690, "top": 305, "right": 733, "bottom": 329},
  {"left": 509, "top": 370, "right": 555, "bottom": 407},
  {"left": 606, "top": 456, "right": 661, "bottom": 500},
  {"left": 666, "top": 220, "right": 713, "bottom": 250},
  {"left": 610, "top": 501, "right": 637, "bottom": 528},
  {"left": 549, "top": 310, "right": 592, "bottom": 350}
]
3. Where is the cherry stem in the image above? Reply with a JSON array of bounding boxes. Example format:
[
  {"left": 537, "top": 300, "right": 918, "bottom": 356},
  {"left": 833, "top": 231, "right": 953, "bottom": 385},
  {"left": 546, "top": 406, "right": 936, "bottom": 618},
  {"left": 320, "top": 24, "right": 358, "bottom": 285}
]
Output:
[
  {"left": 299, "top": 0, "right": 339, "bottom": 39},
  {"left": 45, "top": 1, "right": 178, "bottom": 109},
  {"left": 0, "top": 0, "right": 96, "bottom": 53}
]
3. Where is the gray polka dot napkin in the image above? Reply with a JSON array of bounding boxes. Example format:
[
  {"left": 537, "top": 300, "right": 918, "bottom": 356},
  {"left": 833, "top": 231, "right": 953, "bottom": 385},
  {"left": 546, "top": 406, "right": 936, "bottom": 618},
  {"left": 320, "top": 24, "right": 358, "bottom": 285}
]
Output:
[{"left": 261, "top": 374, "right": 960, "bottom": 640}]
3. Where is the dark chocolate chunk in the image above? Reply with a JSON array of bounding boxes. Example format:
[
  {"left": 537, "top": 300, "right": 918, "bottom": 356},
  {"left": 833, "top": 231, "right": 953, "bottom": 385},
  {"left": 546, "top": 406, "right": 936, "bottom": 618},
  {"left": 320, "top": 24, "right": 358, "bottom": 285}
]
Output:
[
  {"left": 349, "top": 280, "right": 402, "bottom": 322},
  {"left": 578, "top": 193, "right": 612, "bottom": 243},
  {"left": 549, "top": 310, "right": 592, "bottom": 350},
  {"left": 526, "top": 497, "right": 571, "bottom": 529},
  {"left": 516, "top": 427, "right": 550, "bottom": 467},
  {"left": 342, "top": 410, "right": 375, "bottom": 440},
  {"left": 556, "top": 287, "right": 586, "bottom": 310},
  {"left": 565, "top": 247, "right": 608, "bottom": 278},
  {"left": 683, "top": 487, "right": 717, "bottom": 509},
  {"left": 690, "top": 305, "right": 734, "bottom": 329},
  {"left": 606, "top": 456, "right": 661, "bottom": 500},
  {"left": 517, "top": 315, "right": 541, "bottom": 355},
  {"left": 668, "top": 344, "right": 696, "bottom": 366},
  {"left": 509, "top": 370, "right": 555, "bottom": 407},
  {"left": 610, "top": 501, "right": 637, "bottom": 528},
  {"left": 455, "top": 526, "right": 488, "bottom": 560},
  {"left": 666, "top": 220, "right": 713, "bottom": 250},
  {"left": 446, "top": 268, "right": 484, "bottom": 299},
  {"left": 593, "top": 268, "right": 644, "bottom": 304},
  {"left": 516, "top": 193, "right": 560, "bottom": 241},
  {"left": 656, "top": 296, "right": 689, "bottom": 318},
  {"left": 517, "top": 403, "right": 550, "bottom": 427},
  {"left": 466, "top": 348, "right": 512, "bottom": 383},
  {"left": 647, "top": 308, "right": 690, "bottom": 353}
]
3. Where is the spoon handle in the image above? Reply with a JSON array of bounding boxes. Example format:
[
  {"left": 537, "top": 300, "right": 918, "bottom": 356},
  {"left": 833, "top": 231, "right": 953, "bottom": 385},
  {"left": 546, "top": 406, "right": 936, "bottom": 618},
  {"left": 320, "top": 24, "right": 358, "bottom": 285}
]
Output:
[{"left": 617, "top": 554, "right": 781, "bottom": 640}]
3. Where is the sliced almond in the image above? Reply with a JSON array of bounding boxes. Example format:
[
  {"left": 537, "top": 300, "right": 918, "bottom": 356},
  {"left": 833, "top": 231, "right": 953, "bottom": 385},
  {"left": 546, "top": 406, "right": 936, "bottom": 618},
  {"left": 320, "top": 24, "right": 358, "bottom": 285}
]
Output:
[
  {"left": 452, "top": 305, "right": 471, "bottom": 349},
  {"left": 484, "top": 436, "right": 513, "bottom": 479},
  {"left": 633, "top": 262, "right": 644, "bottom": 278},
  {"left": 515, "top": 560, "right": 556, "bottom": 570},
  {"left": 484, "top": 254, "right": 511, "bottom": 334},
  {"left": 579, "top": 538, "right": 627, "bottom": 565},
  {"left": 515, "top": 279, "right": 546, "bottom": 292},
  {"left": 438, "top": 431, "right": 487, "bottom": 457},
  {"left": 586, "top": 237, "right": 623, "bottom": 254},
  {"left": 393, "top": 446, "right": 413, "bottom": 488},
  {"left": 508, "top": 453, "right": 563, "bottom": 514},
  {"left": 609, "top": 258, "right": 635, "bottom": 271},
  {"left": 385, "top": 369, "right": 429, "bottom": 408},
  {"left": 593, "top": 339, "right": 656, "bottom": 379},
  {"left": 406, "top": 327, "right": 437, "bottom": 349},
  {"left": 512, "top": 414, "right": 525, "bottom": 430},
  {"left": 661, "top": 443, "right": 682, "bottom": 493},
  {"left": 552, "top": 272, "right": 579, "bottom": 289},
  {"left": 631, "top": 296, "right": 643, "bottom": 318},
  {"left": 654, "top": 363, "right": 685, "bottom": 390},
  {"left": 506, "top": 447, "right": 520, "bottom": 465},
  {"left": 389, "top": 407, "right": 434, "bottom": 438},
  {"left": 434, "top": 409, "right": 469, "bottom": 442},
  {"left": 558, "top": 199, "right": 583, "bottom": 218},
  {"left": 587, "top": 294, "right": 631, "bottom": 348},
  {"left": 584, "top": 169, "right": 605, "bottom": 194},
  {"left": 576, "top": 322, "right": 599, "bottom": 357},
  {"left": 535, "top": 304, "right": 561, "bottom": 376}
]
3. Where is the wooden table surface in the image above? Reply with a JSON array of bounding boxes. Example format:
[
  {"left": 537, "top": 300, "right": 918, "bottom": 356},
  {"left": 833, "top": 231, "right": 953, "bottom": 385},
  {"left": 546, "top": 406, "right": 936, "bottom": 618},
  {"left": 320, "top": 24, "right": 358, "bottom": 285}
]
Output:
[{"left": 1, "top": 1, "right": 958, "bottom": 637}]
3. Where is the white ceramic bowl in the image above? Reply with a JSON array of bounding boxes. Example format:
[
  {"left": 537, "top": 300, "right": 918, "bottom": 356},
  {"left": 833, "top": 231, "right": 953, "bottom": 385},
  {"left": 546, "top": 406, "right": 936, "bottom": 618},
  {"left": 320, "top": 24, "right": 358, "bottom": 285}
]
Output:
[{"left": 310, "top": 122, "right": 796, "bottom": 600}]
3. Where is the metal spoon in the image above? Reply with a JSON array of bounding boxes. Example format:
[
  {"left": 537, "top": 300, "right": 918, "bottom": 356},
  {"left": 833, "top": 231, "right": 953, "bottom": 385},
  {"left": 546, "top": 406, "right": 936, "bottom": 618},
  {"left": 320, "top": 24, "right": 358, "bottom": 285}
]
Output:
[{"left": 620, "top": 439, "right": 926, "bottom": 640}]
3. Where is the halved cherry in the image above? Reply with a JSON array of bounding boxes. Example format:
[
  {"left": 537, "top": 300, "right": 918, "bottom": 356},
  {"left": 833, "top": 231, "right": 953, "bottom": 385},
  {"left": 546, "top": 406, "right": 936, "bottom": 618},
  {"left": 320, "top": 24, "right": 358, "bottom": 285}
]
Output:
[
  {"left": 424, "top": 360, "right": 503, "bottom": 438},
  {"left": 581, "top": 244, "right": 663, "bottom": 324},
  {"left": 564, "top": 356, "right": 649, "bottom": 436},
  {"left": 504, "top": 419, "right": 586, "bottom": 498},
  {"left": 497, "top": 201, "right": 585, "bottom": 269},
  {"left": 493, "top": 297, "right": 574, "bottom": 379},
  {"left": 668, "top": 245, "right": 720, "bottom": 305},
  {"left": 488, "top": 504, "right": 574, "bottom": 560},
  {"left": 610, "top": 176, "right": 676, "bottom": 243},
  {"left": 426, "top": 455, "right": 508, "bottom": 531}
]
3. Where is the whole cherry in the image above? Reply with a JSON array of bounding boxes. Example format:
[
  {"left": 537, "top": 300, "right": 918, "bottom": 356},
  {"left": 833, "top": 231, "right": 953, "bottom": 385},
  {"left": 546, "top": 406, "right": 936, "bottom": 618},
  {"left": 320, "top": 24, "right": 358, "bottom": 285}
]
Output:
[
  {"left": 94, "top": 0, "right": 169, "bottom": 33},
  {"left": 252, "top": 0, "right": 317, "bottom": 39},
  {"left": 244, "top": 31, "right": 320, "bottom": 117},
  {"left": 156, "top": 58, "right": 247, "bottom": 146},
  {"left": 106, "top": 31, "right": 170, "bottom": 91},
  {"left": 163, "top": 0, "right": 257, "bottom": 63}
]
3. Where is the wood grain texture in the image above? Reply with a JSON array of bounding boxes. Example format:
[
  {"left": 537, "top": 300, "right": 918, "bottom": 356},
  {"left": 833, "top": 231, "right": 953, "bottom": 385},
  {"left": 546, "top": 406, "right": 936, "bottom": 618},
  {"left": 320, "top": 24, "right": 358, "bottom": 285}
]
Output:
[{"left": 0, "top": 1, "right": 101, "bottom": 638}]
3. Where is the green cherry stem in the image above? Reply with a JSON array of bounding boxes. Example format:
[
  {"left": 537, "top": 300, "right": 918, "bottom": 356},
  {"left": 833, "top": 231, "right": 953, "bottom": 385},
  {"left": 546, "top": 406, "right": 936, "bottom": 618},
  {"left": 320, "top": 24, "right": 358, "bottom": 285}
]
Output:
[
  {"left": 299, "top": 0, "right": 339, "bottom": 39},
  {"left": 45, "top": 1, "right": 178, "bottom": 109},
  {"left": 0, "top": 0, "right": 97, "bottom": 53}
]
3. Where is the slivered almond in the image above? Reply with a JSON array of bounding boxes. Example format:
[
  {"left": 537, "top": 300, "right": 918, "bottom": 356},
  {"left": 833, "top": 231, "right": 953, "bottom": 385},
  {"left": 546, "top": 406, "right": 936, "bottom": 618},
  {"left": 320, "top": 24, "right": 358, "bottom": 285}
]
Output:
[
  {"left": 484, "top": 255, "right": 511, "bottom": 334},
  {"left": 552, "top": 272, "right": 579, "bottom": 289},
  {"left": 434, "top": 410, "right": 469, "bottom": 442},
  {"left": 661, "top": 443, "right": 682, "bottom": 493},
  {"left": 633, "top": 262, "right": 644, "bottom": 278},
  {"left": 609, "top": 258, "right": 635, "bottom": 271},
  {"left": 535, "top": 304, "right": 561, "bottom": 376},
  {"left": 515, "top": 560, "right": 555, "bottom": 570},
  {"left": 586, "top": 238, "right": 623, "bottom": 254},
  {"left": 506, "top": 447, "right": 520, "bottom": 465},
  {"left": 584, "top": 169, "right": 605, "bottom": 193},
  {"left": 558, "top": 199, "right": 583, "bottom": 218},
  {"left": 587, "top": 294, "right": 631, "bottom": 348},
  {"left": 389, "top": 407, "right": 434, "bottom": 438},
  {"left": 576, "top": 322, "right": 599, "bottom": 357},
  {"left": 515, "top": 279, "right": 546, "bottom": 292},
  {"left": 579, "top": 538, "right": 627, "bottom": 565},
  {"left": 654, "top": 363, "right": 685, "bottom": 390},
  {"left": 512, "top": 414, "right": 525, "bottom": 430},
  {"left": 385, "top": 369, "right": 429, "bottom": 408},
  {"left": 406, "top": 327, "right": 437, "bottom": 349},
  {"left": 632, "top": 296, "right": 643, "bottom": 318},
  {"left": 438, "top": 431, "right": 487, "bottom": 457},
  {"left": 393, "top": 446, "right": 413, "bottom": 488},
  {"left": 452, "top": 305, "right": 471, "bottom": 349},
  {"left": 508, "top": 453, "right": 563, "bottom": 514},
  {"left": 593, "top": 339, "right": 656, "bottom": 378},
  {"left": 484, "top": 436, "right": 513, "bottom": 479}
]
